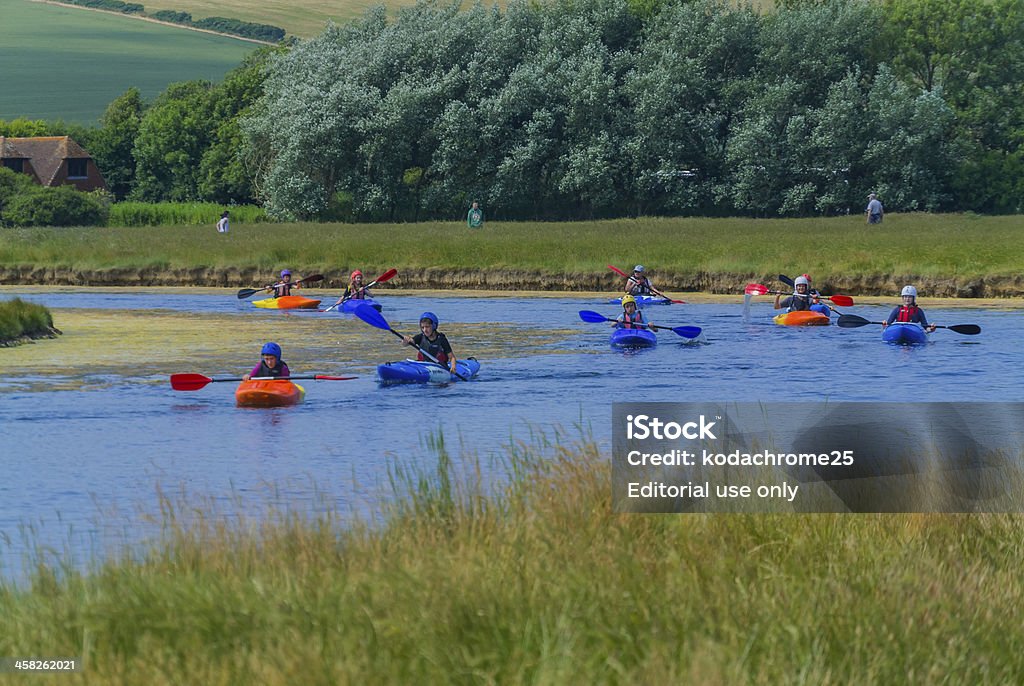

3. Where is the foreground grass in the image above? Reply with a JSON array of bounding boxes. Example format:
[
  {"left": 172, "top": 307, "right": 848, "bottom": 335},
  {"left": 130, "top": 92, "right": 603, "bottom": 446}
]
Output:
[
  {"left": 1, "top": 435, "right": 1023, "bottom": 683},
  {"left": 0, "top": 297, "right": 55, "bottom": 343},
  {"left": 1, "top": 214, "right": 1022, "bottom": 284}
]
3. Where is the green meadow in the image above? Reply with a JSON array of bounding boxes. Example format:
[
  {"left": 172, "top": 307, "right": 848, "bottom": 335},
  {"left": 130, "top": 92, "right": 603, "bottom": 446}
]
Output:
[{"left": 0, "top": 0, "right": 256, "bottom": 123}]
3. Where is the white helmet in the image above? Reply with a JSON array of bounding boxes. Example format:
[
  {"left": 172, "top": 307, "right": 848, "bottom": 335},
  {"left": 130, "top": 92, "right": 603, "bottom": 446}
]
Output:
[
  {"left": 794, "top": 276, "right": 810, "bottom": 287},
  {"left": 901, "top": 285, "right": 917, "bottom": 298}
]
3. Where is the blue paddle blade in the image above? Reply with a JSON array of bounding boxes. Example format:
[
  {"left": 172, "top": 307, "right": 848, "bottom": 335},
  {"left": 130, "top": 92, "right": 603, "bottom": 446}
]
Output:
[
  {"left": 673, "top": 326, "right": 702, "bottom": 339},
  {"left": 579, "top": 310, "right": 610, "bottom": 323},
  {"left": 354, "top": 303, "right": 390, "bottom": 330}
]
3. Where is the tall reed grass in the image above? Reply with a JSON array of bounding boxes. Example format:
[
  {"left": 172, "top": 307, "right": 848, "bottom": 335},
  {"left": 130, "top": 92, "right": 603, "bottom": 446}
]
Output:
[
  {"left": 1, "top": 431, "right": 1023, "bottom": 683},
  {"left": 0, "top": 297, "right": 54, "bottom": 342},
  {"left": 107, "top": 202, "right": 270, "bottom": 227}
]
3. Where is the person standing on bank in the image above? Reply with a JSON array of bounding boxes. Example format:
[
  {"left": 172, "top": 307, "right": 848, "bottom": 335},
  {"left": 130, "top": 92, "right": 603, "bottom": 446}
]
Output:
[
  {"left": 866, "top": 193, "right": 883, "bottom": 224},
  {"left": 217, "top": 210, "right": 230, "bottom": 233},
  {"left": 467, "top": 201, "right": 483, "bottom": 229}
]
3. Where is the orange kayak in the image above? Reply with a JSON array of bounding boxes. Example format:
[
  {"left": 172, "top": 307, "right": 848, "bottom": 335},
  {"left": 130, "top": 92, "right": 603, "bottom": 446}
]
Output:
[
  {"left": 773, "top": 311, "right": 830, "bottom": 326},
  {"left": 252, "top": 295, "right": 321, "bottom": 310},
  {"left": 235, "top": 379, "right": 305, "bottom": 407}
]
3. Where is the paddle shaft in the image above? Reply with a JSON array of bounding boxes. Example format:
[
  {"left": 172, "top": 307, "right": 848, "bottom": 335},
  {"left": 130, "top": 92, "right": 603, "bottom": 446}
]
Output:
[
  {"left": 170, "top": 373, "right": 356, "bottom": 391},
  {"left": 578, "top": 310, "right": 701, "bottom": 339}
]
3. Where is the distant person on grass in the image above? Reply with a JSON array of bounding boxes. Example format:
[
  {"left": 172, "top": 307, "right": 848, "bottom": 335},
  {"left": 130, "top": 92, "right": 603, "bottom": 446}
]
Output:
[
  {"left": 866, "top": 194, "right": 883, "bottom": 224},
  {"left": 467, "top": 201, "right": 483, "bottom": 229},
  {"left": 217, "top": 210, "right": 230, "bottom": 233}
]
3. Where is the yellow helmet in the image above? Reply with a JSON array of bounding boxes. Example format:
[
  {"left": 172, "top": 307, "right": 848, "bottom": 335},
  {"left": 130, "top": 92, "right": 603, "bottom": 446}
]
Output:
[{"left": 621, "top": 294, "right": 637, "bottom": 307}]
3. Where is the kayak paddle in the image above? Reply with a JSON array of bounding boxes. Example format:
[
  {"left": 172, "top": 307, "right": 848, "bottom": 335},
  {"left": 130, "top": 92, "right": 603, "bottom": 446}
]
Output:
[
  {"left": 322, "top": 268, "right": 398, "bottom": 312},
  {"left": 836, "top": 314, "right": 980, "bottom": 335},
  {"left": 171, "top": 373, "right": 356, "bottom": 391},
  {"left": 578, "top": 310, "right": 702, "bottom": 339},
  {"left": 607, "top": 264, "right": 685, "bottom": 304},
  {"left": 237, "top": 274, "right": 324, "bottom": 299},
  {"left": 746, "top": 282, "right": 854, "bottom": 307},
  {"left": 352, "top": 304, "right": 470, "bottom": 381}
]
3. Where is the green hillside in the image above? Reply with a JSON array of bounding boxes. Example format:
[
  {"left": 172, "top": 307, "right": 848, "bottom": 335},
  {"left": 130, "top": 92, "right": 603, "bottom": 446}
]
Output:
[{"left": 0, "top": 0, "right": 256, "bottom": 124}]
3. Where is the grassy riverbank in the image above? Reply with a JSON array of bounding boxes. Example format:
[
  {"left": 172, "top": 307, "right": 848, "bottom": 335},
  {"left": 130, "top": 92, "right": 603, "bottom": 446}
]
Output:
[
  {"left": 0, "top": 297, "right": 58, "bottom": 345},
  {"left": 1, "top": 214, "right": 1023, "bottom": 295},
  {"left": 1, "top": 436, "right": 1022, "bottom": 683}
]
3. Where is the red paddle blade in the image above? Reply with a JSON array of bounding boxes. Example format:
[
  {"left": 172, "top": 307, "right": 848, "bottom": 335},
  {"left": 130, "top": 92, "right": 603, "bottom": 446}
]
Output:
[
  {"left": 312, "top": 375, "right": 358, "bottom": 381},
  {"left": 374, "top": 268, "right": 398, "bottom": 284},
  {"left": 607, "top": 264, "right": 629, "bottom": 277},
  {"left": 828, "top": 294, "right": 854, "bottom": 307},
  {"left": 744, "top": 284, "right": 769, "bottom": 295},
  {"left": 170, "top": 373, "right": 213, "bottom": 391}
]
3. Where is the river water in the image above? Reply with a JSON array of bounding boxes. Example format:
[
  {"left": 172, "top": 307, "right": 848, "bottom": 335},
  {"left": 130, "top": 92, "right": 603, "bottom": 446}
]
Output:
[{"left": 0, "top": 289, "right": 1016, "bottom": 579}]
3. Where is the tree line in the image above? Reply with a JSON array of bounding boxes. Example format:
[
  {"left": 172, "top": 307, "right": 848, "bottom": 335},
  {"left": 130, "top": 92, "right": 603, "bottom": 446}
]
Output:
[{"left": 3, "top": 0, "right": 1022, "bottom": 225}]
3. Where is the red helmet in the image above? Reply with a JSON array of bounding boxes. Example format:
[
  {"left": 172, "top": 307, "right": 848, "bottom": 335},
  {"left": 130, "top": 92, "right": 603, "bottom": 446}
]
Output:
[
  {"left": 351, "top": 270, "right": 363, "bottom": 279},
  {"left": 801, "top": 273, "right": 812, "bottom": 283}
]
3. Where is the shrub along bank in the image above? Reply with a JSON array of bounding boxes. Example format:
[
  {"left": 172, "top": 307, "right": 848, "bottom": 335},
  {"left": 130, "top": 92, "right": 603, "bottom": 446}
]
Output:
[{"left": 0, "top": 298, "right": 59, "bottom": 345}]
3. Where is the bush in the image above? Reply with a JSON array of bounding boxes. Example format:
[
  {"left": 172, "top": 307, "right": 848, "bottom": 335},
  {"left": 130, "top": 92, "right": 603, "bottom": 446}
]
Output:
[
  {"left": 107, "top": 201, "right": 270, "bottom": 226},
  {"left": 2, "top": 185, "right": 110, "bottom": 227},
  {"left": 0, "top": 167, "right": 36, "bottom": 216},
  {"left": 192, "top": 17, "right": 286, "bottom": 42},
  {"left": 151, "top": 9, "right": 192, "bottom": 23},
  {"left": 0, "top": 298, "right": 54, "bottom": 342}
]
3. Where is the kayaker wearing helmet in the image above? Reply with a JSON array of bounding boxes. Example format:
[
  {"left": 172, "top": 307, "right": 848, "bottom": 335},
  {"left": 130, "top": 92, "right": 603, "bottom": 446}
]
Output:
[
  {"left": 774, "top": 275, "right": 817, "bottom": 312},
  {"left": 332, "top": 270, "right": 371, "bottom": 307},
  {"left": 625, "top": 265, "right": 654, "bottom": 296},
  {"left": 270, "top": 269, "right": 301, "bottom": 298},
  {"left": 402, "top": 312, "right": 458, "bottom": 374},
  {"left": 242, "top": 342, "right": 291, "bottom": 381},
  {"left": 883, "top": 286, "right": 937, "bottom": 332},
  {"left": 614, "top": 295, "right": 653, "bottom": 330}
]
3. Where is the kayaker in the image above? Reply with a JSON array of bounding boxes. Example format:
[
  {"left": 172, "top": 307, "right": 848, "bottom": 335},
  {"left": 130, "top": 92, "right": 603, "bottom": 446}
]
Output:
[
  {"left": 625, "top": 265, "right": 654, "bottom": 296},
  {"left": 775, "top": 275, "right": 816, "bottom": 312},
  {"left": 270, "top": 269, "right": 300, "bottom": 298},
  {"left": 332, "top": 270, "right": 371, "bottom": 307},
  {"left": 883, "top": 286, "right": 937, "bottom": 332},
  {"left": 242, "top": 342, "right": 291, "bottom": 381},
  {"left": 613, "top": 295, "right": 653, "bottom": 330},
  {"left": 402, "top": 312, "right": 458, "bottom": 375}
]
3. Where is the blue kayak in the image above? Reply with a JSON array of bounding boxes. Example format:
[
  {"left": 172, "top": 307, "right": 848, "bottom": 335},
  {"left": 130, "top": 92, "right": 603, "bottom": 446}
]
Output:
[
  {"left": 607, "top": 295, "right": 671, "bottom": 308},
  {"left": 610, "top": 328, "right": 657, "bottom": 348},
  {"left": 377, "top": 357, "right": 481, "bottom": 385},
  {"left": 340, "top": 298, "right": 382, "bottom": 313},
  {"left": 810, "top": 303, "right": 831, "bottom": 318},
  {"left": 882, "top": 323, "right": 928, "bottom": 345}
]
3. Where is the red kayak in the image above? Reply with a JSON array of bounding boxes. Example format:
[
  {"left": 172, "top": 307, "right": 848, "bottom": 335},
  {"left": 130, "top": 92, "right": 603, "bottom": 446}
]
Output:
[{"left": 235, "top": 379, "right": 305, "bottom": 407}]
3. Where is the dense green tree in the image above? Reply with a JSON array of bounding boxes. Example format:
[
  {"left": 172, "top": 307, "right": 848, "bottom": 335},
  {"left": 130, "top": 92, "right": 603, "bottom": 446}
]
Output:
[
  {"left": 2, "top": 186, "right": 109, "bottom": 227},
  {"left": 90, "top": 88, "right": 144, "bottom": 200}
]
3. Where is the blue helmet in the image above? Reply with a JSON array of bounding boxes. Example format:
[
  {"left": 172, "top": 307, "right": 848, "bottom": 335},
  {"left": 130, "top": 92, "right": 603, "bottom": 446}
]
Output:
[
  {"left": 419, "top": 312, "right": 439, "bottom": 328},
  {"left": 261, "top": 342, "right": 282, "bottom": 359},
  {"left": 280, "top": 269, "right": 292, "bottom": 277}
]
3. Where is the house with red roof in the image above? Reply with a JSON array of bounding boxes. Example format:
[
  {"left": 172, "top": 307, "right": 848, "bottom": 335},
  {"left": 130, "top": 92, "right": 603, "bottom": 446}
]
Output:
[{"left": 0, "top": 136, "right": 106, "bottom": 192}]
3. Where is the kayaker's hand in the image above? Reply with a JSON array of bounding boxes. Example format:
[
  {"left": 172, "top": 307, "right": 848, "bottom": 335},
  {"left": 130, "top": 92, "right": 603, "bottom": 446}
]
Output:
[
  {"left": 242, "top": 373, "right": 251, "bottom": 381},
  {"left": 927, "top": 325, "right": 937, "bottom": 333},
  {"left": 450, "top": 364, "right": 457, "bottom": 374},
  {"left": 402, "top": 335, "right": 413, "bottom": 345}
]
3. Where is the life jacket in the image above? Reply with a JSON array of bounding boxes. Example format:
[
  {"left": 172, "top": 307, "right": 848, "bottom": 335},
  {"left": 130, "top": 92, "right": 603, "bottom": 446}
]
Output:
[
  {"left": 273, "top": 282, "right": 294, "bottom": 298},
  {"left": 255, "top": 359, "right": 288, "bottom": 377},
  {"left": 621, "top": 311, "right": 645, "bottom": 329},
  {"left": 896, "top": 305, "right": 920, "bottom": 323},
  {"left": 787, "top": 292, "right": 811, "bottom": 312},
  {"left": 627, "top": 276, "right": 652, "bottom": 296},
  {"left": 345, "top": 285, "right": 366, "bottom": 300},
  {"left": 415, "top": 333, "right": 450, "bottom": 365}
]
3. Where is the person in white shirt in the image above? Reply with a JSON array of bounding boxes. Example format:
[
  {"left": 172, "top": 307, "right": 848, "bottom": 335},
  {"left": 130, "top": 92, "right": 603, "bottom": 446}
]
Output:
[
  {"left": 217, "top": 210, "right": 230, "bottom": 233},
  {"left": 865, "top": 194, "right": 883, "bottom": 224}
]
